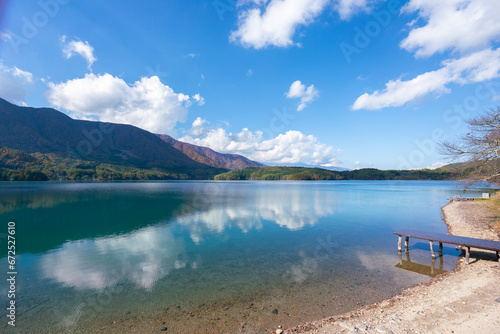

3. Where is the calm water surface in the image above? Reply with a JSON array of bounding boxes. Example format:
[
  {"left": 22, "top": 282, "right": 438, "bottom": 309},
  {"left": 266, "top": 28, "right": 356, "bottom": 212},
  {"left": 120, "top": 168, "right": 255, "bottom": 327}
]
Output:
[{"left": 0, "top": 181, "right": 480, "bottom": 333}]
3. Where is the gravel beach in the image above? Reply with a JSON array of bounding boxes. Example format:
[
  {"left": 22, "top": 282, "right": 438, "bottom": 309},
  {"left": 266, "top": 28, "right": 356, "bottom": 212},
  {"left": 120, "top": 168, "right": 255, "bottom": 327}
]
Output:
[{"left": 281, "top": 200, "right": 500, "bottom": 334}]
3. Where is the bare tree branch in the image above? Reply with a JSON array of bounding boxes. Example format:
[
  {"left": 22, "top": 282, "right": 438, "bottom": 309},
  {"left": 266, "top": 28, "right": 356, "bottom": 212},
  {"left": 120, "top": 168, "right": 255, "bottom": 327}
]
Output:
[{"left": 439, "top": 107, "right": 500, "bottom": 187}]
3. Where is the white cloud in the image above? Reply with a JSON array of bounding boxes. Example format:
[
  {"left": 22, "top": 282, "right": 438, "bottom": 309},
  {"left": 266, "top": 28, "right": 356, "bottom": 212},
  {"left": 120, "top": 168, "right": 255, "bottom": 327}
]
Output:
[
  {"left": 231, "top": 0, "right": 377, "bottom": 48},
  {"left": 401, "top": 0, "right": 500, "bottom": 58},
  {"left": 230, "top": 0, "right": 329, "bottom": 49},
  {"left": 192, "top": 116, "right": 206, "bottom": 128},
  {"left": 62, "top": 37, "right": 97, "bottom": 69},
  {"left": 0, "top": 62, "right": 34, "bottom": 105},
  {"left": 286, "top": 80, "right": 319, "bottom": 111},
  {"left": 180, "top": 121, "right": 340, "bottom": 166},
  {"left": 237, "top": 0, "right": 270, "bottom": 6},
  {"left": 192, "top": 93, "right": 205, "bottom": 106},
  {"left": 352, "top": 48, "right": 500, "bottom": 110},
  {"left": 46, "top": 73, "right": 203, "bottom": 134},
  {"left": 12, "top": 66, "right": 33, "bottom": 83},
  {"left": 335, "top": 0, "right": 370, "bottom": 20},
  {"left": 427, "top": 161, "right": 446, "bottom": 170},
  {"left": 353, "top": 0, "right": 500, "bottom": 110},
  {"left": 190, "top": 117, "right": 208, "bottom": 136}
]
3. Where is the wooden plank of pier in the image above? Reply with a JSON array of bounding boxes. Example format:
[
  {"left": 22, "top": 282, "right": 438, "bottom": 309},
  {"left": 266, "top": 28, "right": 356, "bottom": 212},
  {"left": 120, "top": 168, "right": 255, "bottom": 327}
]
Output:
[{"left": 393, "top": 228, "right": 500, "bottom": 265}]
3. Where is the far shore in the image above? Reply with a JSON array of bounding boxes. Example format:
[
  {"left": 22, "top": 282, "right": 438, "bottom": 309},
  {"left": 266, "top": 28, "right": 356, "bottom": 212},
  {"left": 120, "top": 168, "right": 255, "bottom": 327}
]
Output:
[{"left": 281, "top": 199, "right": 500, "bottom": 334}]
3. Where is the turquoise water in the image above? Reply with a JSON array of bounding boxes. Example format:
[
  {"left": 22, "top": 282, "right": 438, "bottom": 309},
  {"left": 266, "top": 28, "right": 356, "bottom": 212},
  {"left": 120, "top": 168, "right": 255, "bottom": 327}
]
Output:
[{"left": 0, "top": 181, "right": 478, "bottom": 333}]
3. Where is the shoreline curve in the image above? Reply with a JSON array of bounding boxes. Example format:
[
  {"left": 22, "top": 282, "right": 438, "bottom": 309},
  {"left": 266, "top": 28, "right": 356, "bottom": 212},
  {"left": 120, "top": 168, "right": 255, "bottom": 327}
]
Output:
[{"left": 282, "top": 200, "right": 500, "bottom": 334}]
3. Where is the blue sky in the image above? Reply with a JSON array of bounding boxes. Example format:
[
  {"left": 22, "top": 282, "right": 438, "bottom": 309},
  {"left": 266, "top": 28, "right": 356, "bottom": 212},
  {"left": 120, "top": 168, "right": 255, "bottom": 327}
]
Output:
[{"left": 1, "top": 0, "right": 500, "bottom": 170}]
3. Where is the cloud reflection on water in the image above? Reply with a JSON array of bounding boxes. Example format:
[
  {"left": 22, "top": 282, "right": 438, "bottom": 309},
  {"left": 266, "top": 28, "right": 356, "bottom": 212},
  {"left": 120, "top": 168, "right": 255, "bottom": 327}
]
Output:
[
  {"left": 41, "top": 226, "right": 188, "bottom": 291},
  {"left": 40, "top": 186, "right": 337, "bottom": 291},
  {"left": 179, "top": 187, "right": 336, "bottom": 242}
]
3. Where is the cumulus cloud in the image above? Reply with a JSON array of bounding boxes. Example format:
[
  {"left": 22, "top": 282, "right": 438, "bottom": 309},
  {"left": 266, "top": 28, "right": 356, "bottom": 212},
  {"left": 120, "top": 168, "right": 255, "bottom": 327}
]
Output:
[
  {"left": 230, "top": 0, "right": 379, "bottom": 48},
  {"left": 237, "top": 0, "right": 270, "bottom": 6},
  {"left": 230, "top": 0, "right": 329, "bottom": 49},
  {"left": 335, "top": 0, "right": 371, "bottom": 20},
  {"left": 180, "top": 120, "right": 340, "bottom": 167},
  {"left": 401, "top": 0, "right": 500, "bottom": 58},
  {"left": 286, "top": 80, "right": 319, "bottom": 111},
  {"left": 62, "top": 36, "right": 97, "bottom": 69},
  {"left": 353, "top": 0, "right": 500, "bottom": 110},
  {"left": 190, "top": 117, "right": 208, "bottom": 136},
  {"left": 426, "top": 161, "right": 446, "bottom": 170},
  {"left": 192, "top": 93, "right": 205, "bottom": 106},
  {"left": 11, "top": 67, "right": 33, "bottom": 82},
  {"left": 46, "top": 73, "right": 203, "bottom": 133},
  {"left": 0, "top": 62, "right": 34, "bottom": 105},
  {"left": 352, "top": 48, "right": 500, "bottom": 110}
]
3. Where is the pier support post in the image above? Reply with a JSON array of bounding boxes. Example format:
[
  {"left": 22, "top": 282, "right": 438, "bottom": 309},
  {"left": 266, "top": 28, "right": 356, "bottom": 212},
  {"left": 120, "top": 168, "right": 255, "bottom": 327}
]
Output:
[
  {"left": 430, "top": 241, "right": 436, "bottom": 258},
  {"left": 405, "top": 236, "right": 409, "bottom": 250},
  {"left": 398, "top": 236, "right": 402, "bottom": 252},
  {"left": 465, "top": 246, "right": 470, "bottom": 264},
  {"left": 438, "top": 242, "right": 443, "bottom": 257}
]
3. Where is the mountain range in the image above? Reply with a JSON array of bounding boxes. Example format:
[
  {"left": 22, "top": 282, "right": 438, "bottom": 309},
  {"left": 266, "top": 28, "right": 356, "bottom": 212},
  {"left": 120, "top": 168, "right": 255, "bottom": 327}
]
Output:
[
  {"left": 0, "top": 98, "right": 263, "bottom": 180},
  {"left": 157, "top": 134, "right": 264, "bottom": 170}
]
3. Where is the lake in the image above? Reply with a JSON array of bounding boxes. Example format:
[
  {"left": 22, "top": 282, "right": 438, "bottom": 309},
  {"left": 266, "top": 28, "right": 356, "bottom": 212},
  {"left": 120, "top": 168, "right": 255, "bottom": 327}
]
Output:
[{"left": 0, "top": 181, "right": 479, "bottom": 333}]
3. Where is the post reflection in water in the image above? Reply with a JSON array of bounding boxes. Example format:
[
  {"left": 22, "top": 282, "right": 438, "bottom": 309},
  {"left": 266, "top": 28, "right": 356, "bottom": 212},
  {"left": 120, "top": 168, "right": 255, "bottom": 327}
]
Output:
[{"left": 396, "top": 251, "right": 447, "bottom": 277}]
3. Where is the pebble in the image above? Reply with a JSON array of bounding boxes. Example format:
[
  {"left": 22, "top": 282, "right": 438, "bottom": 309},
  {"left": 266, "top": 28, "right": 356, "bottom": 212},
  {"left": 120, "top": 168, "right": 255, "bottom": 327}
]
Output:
[
  {"left": 379, "top": 300, "right": 391, "bottom": 308},
  {"left": 376, "top": 325, "right": 393, "bottom": 333},
  {"left": 272, "top": 309, "right": 279, "bottom": 314},
  {"left": 356, "top": 324, "right": 368, "bottom": 331},
  {"left": 445, "top": 307, "right": 455, "bottom": 312},
  {"left": 276, "top": 330, "right": 283, "bottom": 334},
  {"left": 338, "top": 322, "right": 355, "bottom": 330},
  {"left": 495, "top": 298, "right": 500, "bottom": 303}
]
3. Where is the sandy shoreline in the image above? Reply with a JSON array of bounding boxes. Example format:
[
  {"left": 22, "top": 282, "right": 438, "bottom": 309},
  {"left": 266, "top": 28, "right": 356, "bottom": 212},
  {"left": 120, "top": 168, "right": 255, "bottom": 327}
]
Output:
[{"left": 281, "top": 200, "right": 500, "bottom": 334}]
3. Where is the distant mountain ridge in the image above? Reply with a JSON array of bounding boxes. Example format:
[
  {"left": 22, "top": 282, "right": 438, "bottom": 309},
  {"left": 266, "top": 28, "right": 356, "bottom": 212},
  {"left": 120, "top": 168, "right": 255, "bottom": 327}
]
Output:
[
  {"left": 157, "top": 134, "right": 265, "bottom": 170},
  {"left": 0, "top": 98, "right": 228, "bottom": 179},
  {"left": 272, "top": 163, "right": 349, "bottom": 171}
]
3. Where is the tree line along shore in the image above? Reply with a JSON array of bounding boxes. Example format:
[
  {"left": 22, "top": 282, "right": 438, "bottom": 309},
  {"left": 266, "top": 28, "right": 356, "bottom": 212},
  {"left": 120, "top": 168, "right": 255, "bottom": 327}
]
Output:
[{"left": 0, "top": 147, "right": 455, "bottom": 182}]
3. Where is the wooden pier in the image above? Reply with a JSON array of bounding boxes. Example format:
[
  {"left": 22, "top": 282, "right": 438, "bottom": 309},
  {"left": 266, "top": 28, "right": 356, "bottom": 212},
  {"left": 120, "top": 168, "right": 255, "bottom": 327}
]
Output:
[{"left": 394, "top": 229, "right": 500, "bottom": 265}]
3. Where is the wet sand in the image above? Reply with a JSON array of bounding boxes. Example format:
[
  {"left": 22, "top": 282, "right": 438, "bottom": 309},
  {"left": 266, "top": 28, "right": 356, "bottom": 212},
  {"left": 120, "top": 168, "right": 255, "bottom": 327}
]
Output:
[{"left": 281, "top": 200, "right": 500, "bottom": 334}]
